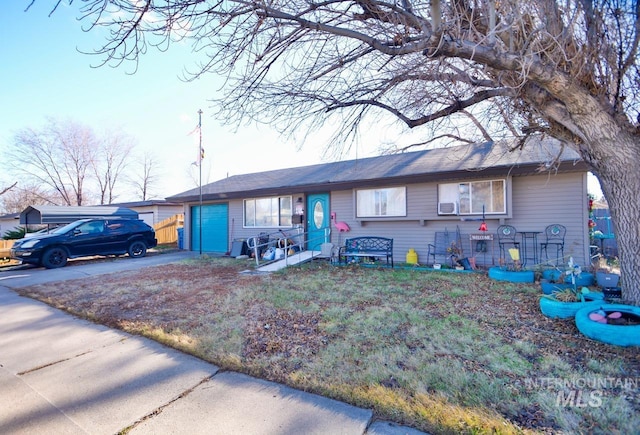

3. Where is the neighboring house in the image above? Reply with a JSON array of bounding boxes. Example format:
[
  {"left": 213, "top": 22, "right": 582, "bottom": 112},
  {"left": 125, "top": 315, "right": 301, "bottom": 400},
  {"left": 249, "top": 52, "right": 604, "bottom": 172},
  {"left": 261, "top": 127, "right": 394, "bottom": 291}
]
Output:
[
  {"left": 109, "top": 200, "right": 184, "bottom": 228},
  {"left": 0, "top": 213, "right": 21, "bottom": 238},
  {"left": 166, "top": 138, "right": 592, "bottom": 268}
]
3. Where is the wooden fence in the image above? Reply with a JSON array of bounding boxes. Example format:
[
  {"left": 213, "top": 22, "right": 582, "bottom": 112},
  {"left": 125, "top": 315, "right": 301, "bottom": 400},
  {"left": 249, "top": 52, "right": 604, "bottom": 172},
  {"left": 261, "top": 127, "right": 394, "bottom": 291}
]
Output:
[
  {"left": 154, "top": 214, "right": 184, "bottom": 245},
  {"left": 0, "top": 240, "right": 15, "bottom": 261}
]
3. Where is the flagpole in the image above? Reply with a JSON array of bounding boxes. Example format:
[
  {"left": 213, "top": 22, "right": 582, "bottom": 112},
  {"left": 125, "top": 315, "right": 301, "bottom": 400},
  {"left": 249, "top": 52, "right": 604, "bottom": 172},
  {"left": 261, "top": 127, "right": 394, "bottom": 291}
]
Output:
[{"left": 198, "top": 109, "right": 203, "bottom": 256}]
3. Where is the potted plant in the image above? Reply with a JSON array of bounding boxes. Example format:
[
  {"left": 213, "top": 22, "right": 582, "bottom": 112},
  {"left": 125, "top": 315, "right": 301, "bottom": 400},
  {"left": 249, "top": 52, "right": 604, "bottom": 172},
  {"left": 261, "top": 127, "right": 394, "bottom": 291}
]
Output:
[
  {"left": 540, "top": 266, "right": 573, "bottom": 295},
  {"left": 447, "top": 241, "right": 472, "bottom": 270},
  {"left": 539, "top": 258, "right": 603, "bottom": 319},
  {"left": 488, "top": 251, "right": 535, "bottom": 283}
]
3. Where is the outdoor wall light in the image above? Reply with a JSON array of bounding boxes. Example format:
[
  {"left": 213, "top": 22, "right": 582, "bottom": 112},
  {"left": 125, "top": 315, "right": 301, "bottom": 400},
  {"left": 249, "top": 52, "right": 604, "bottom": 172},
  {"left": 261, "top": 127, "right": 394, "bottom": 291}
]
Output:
[
  {"left": 295, "top": 197, "right": 304, "bottom": 215},
  {"left": 292, "top": 197, "right": 305, "bottom": 225}
]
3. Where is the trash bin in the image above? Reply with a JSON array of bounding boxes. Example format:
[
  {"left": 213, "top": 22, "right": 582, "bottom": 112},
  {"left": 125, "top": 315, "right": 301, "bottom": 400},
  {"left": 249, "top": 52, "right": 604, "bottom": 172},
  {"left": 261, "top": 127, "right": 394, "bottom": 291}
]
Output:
[{"left": 177, "top": 227, "right": 184, "bottom": 249}]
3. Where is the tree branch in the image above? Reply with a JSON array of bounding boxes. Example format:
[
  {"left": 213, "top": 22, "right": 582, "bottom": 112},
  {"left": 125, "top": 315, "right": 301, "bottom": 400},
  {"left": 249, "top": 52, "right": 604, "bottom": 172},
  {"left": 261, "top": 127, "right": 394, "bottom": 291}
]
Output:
[
  {"left": 0, "top": 182, "right": 18, "bottom": 197},
  {"left": 326, "top": 87, "right": 516, "bottom": 128}
]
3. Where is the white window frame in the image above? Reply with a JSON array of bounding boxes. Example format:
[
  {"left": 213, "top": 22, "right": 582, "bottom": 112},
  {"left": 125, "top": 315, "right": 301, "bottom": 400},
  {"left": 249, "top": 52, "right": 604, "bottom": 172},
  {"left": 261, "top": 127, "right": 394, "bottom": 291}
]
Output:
[
  {"left": 356, "top": 186, "right": 407, "bottom": 218},
  {"left": 438, "top": 179, "right": 507, "bottom": 215},
  {"left": 244, "top": 196, "right": 293, "bottom": 228}
]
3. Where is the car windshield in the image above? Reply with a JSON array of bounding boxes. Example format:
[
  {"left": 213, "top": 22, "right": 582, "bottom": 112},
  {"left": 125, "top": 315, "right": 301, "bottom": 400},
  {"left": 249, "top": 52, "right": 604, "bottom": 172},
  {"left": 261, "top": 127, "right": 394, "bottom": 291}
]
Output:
[{"left": 50, "top": 220, "right": 88, "bottom": 234}]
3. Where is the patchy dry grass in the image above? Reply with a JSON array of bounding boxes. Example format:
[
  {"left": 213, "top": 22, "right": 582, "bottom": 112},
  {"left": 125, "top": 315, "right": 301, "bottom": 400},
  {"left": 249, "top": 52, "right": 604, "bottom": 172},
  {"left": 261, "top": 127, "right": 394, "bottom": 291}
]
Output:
[{"left": 16, "top": 256, "right": 640, "bottom": 434}]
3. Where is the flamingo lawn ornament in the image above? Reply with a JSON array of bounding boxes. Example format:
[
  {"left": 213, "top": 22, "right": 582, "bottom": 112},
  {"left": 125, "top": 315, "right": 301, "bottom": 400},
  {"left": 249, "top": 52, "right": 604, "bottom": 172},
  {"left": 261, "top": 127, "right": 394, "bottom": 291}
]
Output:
[
  {"left": 331, "top": 212, "right": 350, "bottom": 232},
  {"left": 331, "top": 212, "right": 350, "bottom": 247}
]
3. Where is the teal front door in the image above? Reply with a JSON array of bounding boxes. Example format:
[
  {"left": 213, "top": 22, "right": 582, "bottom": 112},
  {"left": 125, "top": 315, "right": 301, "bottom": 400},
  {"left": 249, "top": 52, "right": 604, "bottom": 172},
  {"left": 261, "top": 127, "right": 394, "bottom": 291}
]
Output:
[
  {"left": 306, "top": 193, "right": 330, "bottom": 250},
  {"left": 191, "top": 203, "right": 228, "bottom": 253}
]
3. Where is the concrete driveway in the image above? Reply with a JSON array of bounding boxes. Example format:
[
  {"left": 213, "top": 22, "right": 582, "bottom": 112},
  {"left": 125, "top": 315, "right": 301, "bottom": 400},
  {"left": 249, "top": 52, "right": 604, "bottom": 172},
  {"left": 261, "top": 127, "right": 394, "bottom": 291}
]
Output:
[{"left": 0, "top": 250, "right": 200, "bottom": 288}]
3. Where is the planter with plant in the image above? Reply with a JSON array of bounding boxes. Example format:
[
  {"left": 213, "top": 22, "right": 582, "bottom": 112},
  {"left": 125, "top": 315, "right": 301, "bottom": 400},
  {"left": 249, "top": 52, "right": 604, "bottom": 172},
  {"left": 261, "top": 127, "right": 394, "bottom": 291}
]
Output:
[
  {"left": 539, "top": 267, "right": 573, "bottom": 294},
  {"left": 447, "top": 241, "right": 473, "bottom": 270},
  {"left": 575, "top": 304, "right": 640, "bottom": 347},
  {"left": 488, "top": 248, "right": 535, "bottom": 283},
  {"left": 539, "top": 258, "right": 604, "bottom": 319}
]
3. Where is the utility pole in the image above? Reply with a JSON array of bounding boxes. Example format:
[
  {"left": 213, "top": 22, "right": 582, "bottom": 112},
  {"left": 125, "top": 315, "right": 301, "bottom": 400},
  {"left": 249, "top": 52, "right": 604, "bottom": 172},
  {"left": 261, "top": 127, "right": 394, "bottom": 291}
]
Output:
[{"left": 198, "top": 109, "right": 203, "bottom": 256}]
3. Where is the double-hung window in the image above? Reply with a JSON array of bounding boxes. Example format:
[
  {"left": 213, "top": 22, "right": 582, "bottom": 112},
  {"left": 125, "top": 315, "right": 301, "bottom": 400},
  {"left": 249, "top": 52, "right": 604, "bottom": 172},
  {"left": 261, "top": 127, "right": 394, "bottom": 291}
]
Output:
[
  {"left": 244, "top": 196, "right": 292, "bottom": 227},
  {"left": 438, "top": 179, "right": 506, "bottom": 215},
  {"left": 356, "top": 187, "right": 406, "bottom": 217}
]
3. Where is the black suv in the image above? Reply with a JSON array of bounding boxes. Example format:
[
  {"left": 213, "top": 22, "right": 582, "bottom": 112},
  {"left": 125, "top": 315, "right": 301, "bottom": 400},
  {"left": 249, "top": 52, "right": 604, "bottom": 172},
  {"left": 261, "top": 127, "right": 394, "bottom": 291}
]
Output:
[{"left": 10, "top": 218, "right": 158, "bottom": 269}]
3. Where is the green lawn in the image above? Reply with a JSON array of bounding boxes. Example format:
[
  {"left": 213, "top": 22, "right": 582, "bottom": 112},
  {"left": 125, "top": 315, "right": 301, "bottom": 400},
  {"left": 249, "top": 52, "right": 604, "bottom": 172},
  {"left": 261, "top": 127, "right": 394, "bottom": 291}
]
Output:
[{"left": 18, "top": 256, "right": 640, "bottom": 434}]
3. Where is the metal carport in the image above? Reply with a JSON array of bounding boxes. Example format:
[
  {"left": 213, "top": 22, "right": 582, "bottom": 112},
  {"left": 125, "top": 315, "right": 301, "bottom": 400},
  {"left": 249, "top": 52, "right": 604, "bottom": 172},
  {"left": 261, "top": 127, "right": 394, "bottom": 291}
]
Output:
[{"left": 20, "top": 205, "right": 139, "bottom": 225}]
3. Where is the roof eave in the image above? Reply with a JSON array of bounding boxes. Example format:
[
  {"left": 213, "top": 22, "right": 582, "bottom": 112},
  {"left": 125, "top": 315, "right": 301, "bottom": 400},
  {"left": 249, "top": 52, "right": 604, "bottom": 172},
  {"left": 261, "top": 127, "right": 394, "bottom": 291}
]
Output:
[{"left": 170, "top": 160, "right": 588, "bottom": 203}]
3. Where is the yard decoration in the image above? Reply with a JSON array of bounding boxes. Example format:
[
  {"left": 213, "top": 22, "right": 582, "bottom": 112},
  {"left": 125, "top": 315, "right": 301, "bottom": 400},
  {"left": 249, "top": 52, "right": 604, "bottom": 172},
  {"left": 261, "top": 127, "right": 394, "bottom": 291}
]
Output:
[
  {"left": 488, "top": 266, "right": 535, "bottom": 283},
  {"left": 540, "top": 267, "right": 572, "bottom": 294},
  {"left": 539, "top": 258, "right": 604, "bottom": 319},
  {"left": 588, "top": 308, "right": 622, "bottom": 323},
  {"left": 487, "top": 248, "right": 534, "bottom": 282},
  {"left": 540, "top": 281, "right": 573, "bottom": 295},
  {"left": 575, "top": 304, "right": 640, "bottom": 347},
  {"left": 445, "top": 239, "right": 474, "bottom": 270},
  {"left": 539, "top": 287, "right": 603, "bottom": 319}
]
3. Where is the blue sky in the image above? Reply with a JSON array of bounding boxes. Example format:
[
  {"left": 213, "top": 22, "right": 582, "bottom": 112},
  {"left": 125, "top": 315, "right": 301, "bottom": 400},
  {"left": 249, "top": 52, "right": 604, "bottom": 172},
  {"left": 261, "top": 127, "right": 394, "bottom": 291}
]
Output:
[
  {"left": 0, "top": 2, "right": 341, "bottom": 202},
  {"left": 0, "top": 2, "right": 603, "bottom": 202}
]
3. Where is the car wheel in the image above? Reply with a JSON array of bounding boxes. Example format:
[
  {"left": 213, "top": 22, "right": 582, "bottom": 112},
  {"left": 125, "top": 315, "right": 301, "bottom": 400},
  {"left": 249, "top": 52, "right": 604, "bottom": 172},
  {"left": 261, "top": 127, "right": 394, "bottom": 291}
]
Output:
[
  {"left": 128, "top": 240, "right": 147, "bottom": 258},
  {"left": 42, "top": 247, "right": 68, "bottom": 269}
]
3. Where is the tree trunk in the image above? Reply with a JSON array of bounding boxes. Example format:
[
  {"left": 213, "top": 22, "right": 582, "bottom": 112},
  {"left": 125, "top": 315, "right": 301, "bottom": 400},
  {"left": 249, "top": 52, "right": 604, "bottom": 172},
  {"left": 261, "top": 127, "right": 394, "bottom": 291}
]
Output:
[
  {"left": 534, "top": 73, "right": 640, "bottom": 305},
  {"left": 589, "top": 135, "right": 640, "bottom": 305}
]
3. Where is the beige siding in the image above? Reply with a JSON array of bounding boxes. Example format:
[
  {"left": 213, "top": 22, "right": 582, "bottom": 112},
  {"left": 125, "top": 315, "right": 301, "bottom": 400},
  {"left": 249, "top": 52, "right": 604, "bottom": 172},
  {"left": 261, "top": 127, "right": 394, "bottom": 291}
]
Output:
[
  {"left": 508, "top": 172, "right": 589, "bottom": 265},
  {"left": 156, "top": 205, "right": 184, "bottom": 223},
  {"left": 329, "top": 172, "right": 588, "bottom": 267},
  {"left": 180, "top": 173, "right": 589, "bottom": 268},
  {"left": 128, "top": 205, "right": 183, "bottom": 225},
  {"left": 183, "top": 193, "right": 307, "bottom": 251}
]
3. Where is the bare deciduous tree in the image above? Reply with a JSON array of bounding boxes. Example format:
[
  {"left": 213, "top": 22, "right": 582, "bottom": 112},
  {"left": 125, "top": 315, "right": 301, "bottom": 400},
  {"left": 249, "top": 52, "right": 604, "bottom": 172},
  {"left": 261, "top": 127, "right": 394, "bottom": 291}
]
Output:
[
  {"left": 38, "top": 1, "right": 640, "bottom": 302},
  {"left": 8, "top": 119, "right": 97, "bottom": 206},
  {"left": 6, "top": 119, "right": 138, "bottom": 207},
  {"left": 0, "top": 182, "right": 57, "bottom": 214},
  {"left": 129, "top": 151, "right": 161, "bottom": 201},
  {"left": 92, "top": 131, "right": 135, "bottom": 204}
]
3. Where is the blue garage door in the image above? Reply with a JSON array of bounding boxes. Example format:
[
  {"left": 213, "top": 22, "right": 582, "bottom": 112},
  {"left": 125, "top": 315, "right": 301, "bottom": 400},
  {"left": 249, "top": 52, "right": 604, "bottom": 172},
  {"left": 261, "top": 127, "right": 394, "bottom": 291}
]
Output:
[{"left": 191, "top": 203, "right": 228, "bottom": 253}]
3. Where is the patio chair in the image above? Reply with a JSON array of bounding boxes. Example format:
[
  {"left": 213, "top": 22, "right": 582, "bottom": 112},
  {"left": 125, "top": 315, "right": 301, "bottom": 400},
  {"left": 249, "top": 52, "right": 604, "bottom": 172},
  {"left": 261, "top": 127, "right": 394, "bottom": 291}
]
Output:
[
  {"left": 540, "top": 224, "right": 566, "bottom": 266},
  {"left": 496, "top": 225, "right": 520, "bottom": 263},
  {"left": 426, "top": 226, "right": 462, "bottom": 266},
  {"left": 426, "top": 230, "right": 451, "bottom": 266}
]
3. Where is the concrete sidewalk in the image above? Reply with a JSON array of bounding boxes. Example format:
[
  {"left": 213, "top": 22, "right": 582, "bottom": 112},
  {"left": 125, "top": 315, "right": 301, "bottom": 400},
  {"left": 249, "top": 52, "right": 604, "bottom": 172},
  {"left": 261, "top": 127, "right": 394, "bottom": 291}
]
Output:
[{"left": 0, "top": 287, "right": 425, "bottom": 435}]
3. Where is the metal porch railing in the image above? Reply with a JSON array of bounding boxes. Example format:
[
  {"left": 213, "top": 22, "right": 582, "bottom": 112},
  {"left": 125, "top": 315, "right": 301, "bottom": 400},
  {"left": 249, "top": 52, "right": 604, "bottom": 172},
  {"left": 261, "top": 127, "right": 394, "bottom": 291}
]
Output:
[{"left": 247, "top": 227, "right": 331, "bottom": 268}]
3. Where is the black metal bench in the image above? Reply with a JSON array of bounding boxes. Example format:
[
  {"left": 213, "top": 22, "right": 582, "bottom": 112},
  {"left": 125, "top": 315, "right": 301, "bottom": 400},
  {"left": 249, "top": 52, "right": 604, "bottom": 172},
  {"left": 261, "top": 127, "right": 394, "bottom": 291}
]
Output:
[{"left": 339, "top": 237, "right": 394, "bottom": 267}]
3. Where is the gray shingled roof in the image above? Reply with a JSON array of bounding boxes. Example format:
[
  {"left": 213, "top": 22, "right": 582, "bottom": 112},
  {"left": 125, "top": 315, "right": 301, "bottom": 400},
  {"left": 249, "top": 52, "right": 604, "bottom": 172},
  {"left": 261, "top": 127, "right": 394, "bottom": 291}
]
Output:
[{"left": 167, "top": 138, "right": 585, "bottom": 202}]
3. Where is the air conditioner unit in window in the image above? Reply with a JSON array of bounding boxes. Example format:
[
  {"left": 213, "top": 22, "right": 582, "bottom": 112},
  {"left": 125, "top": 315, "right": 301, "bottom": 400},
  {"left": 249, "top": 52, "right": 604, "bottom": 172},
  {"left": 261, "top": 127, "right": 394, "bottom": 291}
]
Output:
[{"left": 438, "top": 202, "right": 458, "bottom": 215}]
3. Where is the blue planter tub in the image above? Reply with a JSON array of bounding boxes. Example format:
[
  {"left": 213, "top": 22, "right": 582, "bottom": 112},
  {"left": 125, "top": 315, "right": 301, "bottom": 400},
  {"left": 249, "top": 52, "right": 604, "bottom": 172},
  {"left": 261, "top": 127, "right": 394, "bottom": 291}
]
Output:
[
  {"left": 540, "top": 282, "right": 573, "bottom": 295},
  {"left": 488, "top": 267, "right": 534, "bottom": 283},
  {"left": 539, "top": 295, "right": 603, "bottom": 319},
  {"left": 575, "top": 304, "right": 640, "bottom": 347},
  {"left": 565, "top": 272, "right": 595, "bottom": 286},
  {"left": 541, "top": 269, "right": 563, "bottom": 282},
  {"left": 542, "top": 270, "right": 595, "bottom": 286}
]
